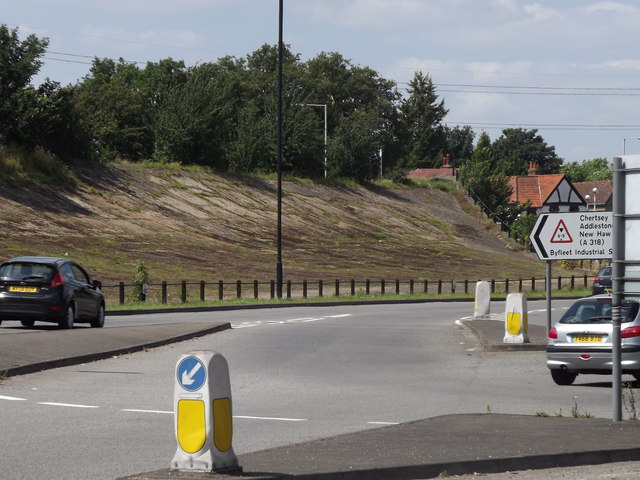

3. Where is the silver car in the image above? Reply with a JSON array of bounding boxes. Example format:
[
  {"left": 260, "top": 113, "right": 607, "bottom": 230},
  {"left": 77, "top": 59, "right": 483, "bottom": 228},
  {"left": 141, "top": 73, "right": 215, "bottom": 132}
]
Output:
[{"left": 546, "top": 295, "right": 640, "bottom": 385}]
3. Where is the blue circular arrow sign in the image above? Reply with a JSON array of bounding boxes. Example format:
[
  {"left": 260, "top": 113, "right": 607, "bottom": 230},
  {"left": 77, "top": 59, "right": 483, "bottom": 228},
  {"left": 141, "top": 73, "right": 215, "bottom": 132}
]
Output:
[{"left": 177, "top": 357, "right": 206, "bottom": 391}]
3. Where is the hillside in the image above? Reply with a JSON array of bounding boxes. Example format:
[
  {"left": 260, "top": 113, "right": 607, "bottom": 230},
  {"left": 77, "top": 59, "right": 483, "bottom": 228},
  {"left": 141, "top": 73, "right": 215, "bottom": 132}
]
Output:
[{"left": 0, "top": 163, "right": 548, "bottom": 285}]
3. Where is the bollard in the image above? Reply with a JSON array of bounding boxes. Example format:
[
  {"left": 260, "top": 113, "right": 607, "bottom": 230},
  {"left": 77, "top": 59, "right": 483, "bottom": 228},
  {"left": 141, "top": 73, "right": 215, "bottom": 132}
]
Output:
[
  {"left": 503, "top": 293, "right": 530, "bottom": 344},
  {"left": 473, "top": 281, "right": 491, "bottom": 319},
  {"left": 172, "top": 351, "right": 240, "bottom": 473}
]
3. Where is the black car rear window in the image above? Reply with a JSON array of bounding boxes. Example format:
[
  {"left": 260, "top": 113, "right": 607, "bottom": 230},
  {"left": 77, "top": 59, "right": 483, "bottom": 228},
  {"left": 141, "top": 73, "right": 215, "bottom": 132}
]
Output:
[
  {"left": 560, "top": 299, "right": 639, "bottom": 324},
  {"left": 0, "top": 262, "right": 55, "bottom": 282},
  {"left": 598, "top": 267, "right": 612, "bottom": 276}
]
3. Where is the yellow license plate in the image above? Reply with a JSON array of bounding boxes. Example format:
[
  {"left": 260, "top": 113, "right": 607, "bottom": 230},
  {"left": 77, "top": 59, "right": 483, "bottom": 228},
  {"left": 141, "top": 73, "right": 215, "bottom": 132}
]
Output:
[
  {"left": 9, "top": 286, "right": 37, "bottom": 293},
  {"left": 574, "top": 335, "right": 603, "bottom": 343}
]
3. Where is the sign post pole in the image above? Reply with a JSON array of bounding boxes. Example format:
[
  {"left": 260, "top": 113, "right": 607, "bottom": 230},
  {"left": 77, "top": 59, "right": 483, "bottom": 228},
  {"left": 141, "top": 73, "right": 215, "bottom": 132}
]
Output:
[
  {"left": 546, "top": 260, "right": 552, "bottom": 332},
  {"left": 612, "top": 156, "right": 624, "bottom": 421}
]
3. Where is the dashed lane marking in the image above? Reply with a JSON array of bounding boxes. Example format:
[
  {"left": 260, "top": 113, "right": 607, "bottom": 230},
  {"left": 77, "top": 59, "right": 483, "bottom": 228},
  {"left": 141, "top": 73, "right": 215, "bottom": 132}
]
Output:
[
  {"left": 38, "top": 402, "right": 99, "bottom": 409},
  {"left": 0, "top": 395, "right": 27, "bottom": 401},
  {"left": 232, "top": 313, "right": 353, "bottom": 329},
  {"left": 122, "top": 408, "right": 172, "bottom": 414},
  {"left": 235, "top": 415, "right": 307, "bottom": 422}
]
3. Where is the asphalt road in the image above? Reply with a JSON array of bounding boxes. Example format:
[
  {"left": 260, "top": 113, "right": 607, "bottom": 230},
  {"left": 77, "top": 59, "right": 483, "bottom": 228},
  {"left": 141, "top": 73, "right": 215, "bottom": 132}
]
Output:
[{"left": 2, "top": 300, "right": 624, "bottom": 480}]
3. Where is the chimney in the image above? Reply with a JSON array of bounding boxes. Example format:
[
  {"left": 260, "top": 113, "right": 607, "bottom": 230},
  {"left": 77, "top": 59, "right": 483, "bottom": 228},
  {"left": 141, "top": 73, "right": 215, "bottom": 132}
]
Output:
[{"left": 528, "top": 161, "right": 542, "bottom": 176}]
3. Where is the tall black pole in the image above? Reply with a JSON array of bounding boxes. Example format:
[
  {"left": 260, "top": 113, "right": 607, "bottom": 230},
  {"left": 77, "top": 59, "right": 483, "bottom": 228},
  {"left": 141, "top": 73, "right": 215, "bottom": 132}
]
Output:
[{"left": 276, "top": 0, "right": 284, "bottom": 298}]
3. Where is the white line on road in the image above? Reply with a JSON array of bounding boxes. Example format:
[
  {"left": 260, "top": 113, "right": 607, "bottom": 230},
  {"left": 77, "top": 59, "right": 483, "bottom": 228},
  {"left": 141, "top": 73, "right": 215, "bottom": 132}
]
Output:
[
  {"left": 234, "top": 415, "right": 307, "bottom": 422},
  {"left": 122, "top": 409, "right": 173, "bottom": 414},
  {"left": 367, "top": 421, "right": 399, "bottom": 425},
  {"left": 232, "top": 313, "right": 352, "bottom": 329},
  {"left": 0, "top": 395, "right": 27, "bottom": 401},
  {"left": 38, "top": 402, "right": 99, "bottom": 409}
]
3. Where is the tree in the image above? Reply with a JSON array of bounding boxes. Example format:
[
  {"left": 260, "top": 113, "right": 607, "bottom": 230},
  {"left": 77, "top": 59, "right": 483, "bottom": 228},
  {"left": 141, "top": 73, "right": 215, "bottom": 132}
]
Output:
[
  {"left": 510, "top": 213, "right": 537, "bottom": 247},
  {"left": 327, "top": 109, "right": 380, "bottom": 182},
  {"left": 444, "top": 125, "right": 475, "bottom": 167},
  {"left": 153, "top": 62, "right": 240, "bottom": 167},
  {"left": 398, "top": 71, "right": 448, "bottom": 168},
  {"left": 459, "top": 134, "right": 512, "bottom": 217},
  {"left": 561, "top": 157, "right": 612, "bottom": 182},
  {"left": 492, "top": 128, "right": 563, "bottom": 176},
  {"left": 74, "top": 58, "right": 153, "bottom": 161},
  {"left": 0, "top": 25, "right": 49, "bottom": 145}
]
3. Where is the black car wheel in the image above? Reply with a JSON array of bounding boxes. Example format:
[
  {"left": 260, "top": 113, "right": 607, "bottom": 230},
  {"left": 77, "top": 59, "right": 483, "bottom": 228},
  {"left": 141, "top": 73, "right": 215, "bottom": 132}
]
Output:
[
  {"left": 90, "top": 304, "right": 105, "bottom": 328},
  {"left": 20, "top": 320, "right": 35, "bottom": 327},
  {"left": 551, "top": 369, "right": 577, "bottom": 386},
  {"left": 59, "top": 304, "right": 75, "bottom": 329}
]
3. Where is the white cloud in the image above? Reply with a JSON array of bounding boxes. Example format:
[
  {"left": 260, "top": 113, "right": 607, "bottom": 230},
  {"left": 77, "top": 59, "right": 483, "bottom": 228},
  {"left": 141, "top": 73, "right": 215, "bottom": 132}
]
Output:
[
  {"left": 77, "top": 25, "right": 204, "bottom": 51},
  {"left": 584, "top": 1, "right": 639, "bottom": 14}
]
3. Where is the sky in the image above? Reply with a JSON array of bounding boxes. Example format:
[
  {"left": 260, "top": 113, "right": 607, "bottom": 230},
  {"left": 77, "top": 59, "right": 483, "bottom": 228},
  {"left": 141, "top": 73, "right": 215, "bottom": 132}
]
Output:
[{"left": 5, "top": 0, "right": 640, "bottom": 164}]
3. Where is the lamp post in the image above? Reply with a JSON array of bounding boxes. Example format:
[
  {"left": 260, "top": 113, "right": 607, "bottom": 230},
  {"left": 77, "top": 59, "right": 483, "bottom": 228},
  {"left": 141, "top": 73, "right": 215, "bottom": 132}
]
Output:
[
  {"left": 623, "top": 137, "right": 640, "bottom": 154},
  {"left": 592, "top": 187, "right": 598, "bottom": 210},
  {"left": 276, "top": 0, "right": 284, "bottom": 298},
  {"left": 299, "top": 103, "right": 327, "bottom": 178}
]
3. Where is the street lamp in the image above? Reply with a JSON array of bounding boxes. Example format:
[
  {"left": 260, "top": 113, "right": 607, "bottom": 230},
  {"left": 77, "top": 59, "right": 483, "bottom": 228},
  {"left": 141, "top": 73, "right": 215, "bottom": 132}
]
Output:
[
  {"left": 276, "top": 0, "right": 284, "bottom": 298},
  {"left": 592, "top": 187, "right": 598, "bottom": 210},
  {"left": 299, "top": 103, "right": 327, "bottom": 178},
  {"left": 623, "top": 137, "right": 640, "bottom": 154}
]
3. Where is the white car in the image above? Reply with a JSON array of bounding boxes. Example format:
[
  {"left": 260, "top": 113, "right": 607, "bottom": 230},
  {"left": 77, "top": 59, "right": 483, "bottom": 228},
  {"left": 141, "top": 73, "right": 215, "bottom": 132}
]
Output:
[{"left": 546, "top": 295, "right": 640, "bottom": 385}]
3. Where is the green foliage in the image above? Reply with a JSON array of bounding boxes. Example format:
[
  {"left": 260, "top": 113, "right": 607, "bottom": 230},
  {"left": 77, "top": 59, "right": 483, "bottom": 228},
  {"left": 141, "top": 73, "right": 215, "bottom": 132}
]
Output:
[
  {"left": 0, "top": 145, "right": 76, "bottom": 185},
  {"left": 0, "top": 25, "right": 49, "bottom": 144},
  {"left": 398, "top": 71, "right": 448, "bottom": 168},
  {"left": 153, "top": 63, "right": 238, "bottom": 167},
  {"left": 0, "top": 24, "right": 571, "bottom": 187},
  {"left": 492, "top": 128, "right": 563, "bottom": 175},
  {"left": 562, "top": 157, "right": 612, "bottom": 182},
  {"left": 510, "top": 213, "right": 537, "bottom": 247},
  {"left": 129, "top": 261, "right": 151, "bottom": 302},
  {"left": 444, "top": 125, "right": 475, "bottom": 167},
  {"left": 327, "top": 110, "right": 380, "bottom": 182},
  {"left": 458, "top": 140, "right": 512, "bottom": 217}
]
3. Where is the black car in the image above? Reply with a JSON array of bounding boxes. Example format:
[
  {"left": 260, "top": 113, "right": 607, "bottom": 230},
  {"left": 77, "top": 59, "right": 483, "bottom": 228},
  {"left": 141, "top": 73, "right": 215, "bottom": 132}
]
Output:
[
  {"left": 592, "top": 266, "right": 612, "bottom": 295},
  {"left": 0, "top": 256, "right": 105, "bottom": 329}
]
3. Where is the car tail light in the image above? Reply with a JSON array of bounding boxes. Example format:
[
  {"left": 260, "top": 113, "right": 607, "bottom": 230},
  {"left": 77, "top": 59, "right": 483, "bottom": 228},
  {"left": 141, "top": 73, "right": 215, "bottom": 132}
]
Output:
[
  {"left": 549, "top": 327, "right": 558, "bottom": 339},
  {"left": 622, "top": 326, "right": 640, "bottom": 338},
  {"left": 594, "top": 276, "right": 601, "bottom": 284},
  {"left": 50, "top": 272, "right": 64, "bottom": 288}
]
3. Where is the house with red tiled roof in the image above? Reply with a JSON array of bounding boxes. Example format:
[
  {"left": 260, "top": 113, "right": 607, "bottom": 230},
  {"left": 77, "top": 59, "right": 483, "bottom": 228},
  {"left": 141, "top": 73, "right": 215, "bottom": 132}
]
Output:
[
  {"left": 508, "top": 162, "right": 587, "bottom": 215},
  {"left": 573, "top": 180, "right": 612, "bottom": 211},
  {"left": 406, "top": 154, "right": 456, "bottom": 180}
]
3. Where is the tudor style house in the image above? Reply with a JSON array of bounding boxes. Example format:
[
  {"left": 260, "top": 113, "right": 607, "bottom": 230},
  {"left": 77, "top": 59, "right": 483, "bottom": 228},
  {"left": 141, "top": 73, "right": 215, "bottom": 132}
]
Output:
[{"left": 508, "top": 162, "right": 587, "bottom": 215}]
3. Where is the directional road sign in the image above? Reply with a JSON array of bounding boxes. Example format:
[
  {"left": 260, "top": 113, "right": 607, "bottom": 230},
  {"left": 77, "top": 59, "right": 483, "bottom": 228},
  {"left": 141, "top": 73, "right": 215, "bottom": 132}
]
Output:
[
  {"left": 531, "top": 212, "right": 613, "bottom": 260},
  {"left": 177, "top": 356, "right": 206, "bottom": 391}
]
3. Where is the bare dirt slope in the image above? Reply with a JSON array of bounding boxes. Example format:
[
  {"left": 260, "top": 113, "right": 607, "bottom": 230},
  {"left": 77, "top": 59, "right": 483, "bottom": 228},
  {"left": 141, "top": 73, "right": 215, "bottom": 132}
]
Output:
[{"left": 0, "top": 163, "right": 545, "bottom": 284}]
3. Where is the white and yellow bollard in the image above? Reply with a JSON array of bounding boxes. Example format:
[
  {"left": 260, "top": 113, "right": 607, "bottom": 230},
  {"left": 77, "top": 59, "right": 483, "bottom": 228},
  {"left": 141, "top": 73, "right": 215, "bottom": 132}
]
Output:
[
  {"left": 473, "top": 281, "right": 491, "bottom": 319},
  {"left": 503, "top": 293, "right": 530, "bottom": 344},
  {"left": 171, "top": 351, "right": 240, "bottom": 473}
]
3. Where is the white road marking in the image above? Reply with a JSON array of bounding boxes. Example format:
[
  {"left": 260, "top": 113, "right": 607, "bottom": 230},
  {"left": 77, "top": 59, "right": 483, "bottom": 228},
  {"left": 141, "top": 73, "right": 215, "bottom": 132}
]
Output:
[
  {"left": 234, "top": 415, "right": 307, "bottom": 422},
  {"left": 367, "top": 421, "right": 399, "bottom": 425},
  {"left": 122, "top": 409, "right": 172, "bottom": 414},
  {"left": 232, "top": 313, "right": 352, "bottom": 329},
  {"left": 38, "top": 402, "right": 99, "bottom": 409},
  {"left": 0, "top": 395, "right": 27, "bottom": 401}
]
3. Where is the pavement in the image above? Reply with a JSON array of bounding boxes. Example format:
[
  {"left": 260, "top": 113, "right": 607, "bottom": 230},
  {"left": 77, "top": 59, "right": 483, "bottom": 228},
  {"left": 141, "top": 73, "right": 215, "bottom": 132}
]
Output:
[{"left": 2, "top": 310, "right": 640, "bottom": 480}]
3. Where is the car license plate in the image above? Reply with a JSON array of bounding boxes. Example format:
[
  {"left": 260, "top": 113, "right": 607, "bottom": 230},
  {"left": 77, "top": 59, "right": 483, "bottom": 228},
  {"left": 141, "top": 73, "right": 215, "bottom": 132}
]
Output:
[
  {"left": 574, "top": 335, "right": 604, "bottom": 343},
  {"left": 9, "top": 286, "right": 37, "bottom": 293}
]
